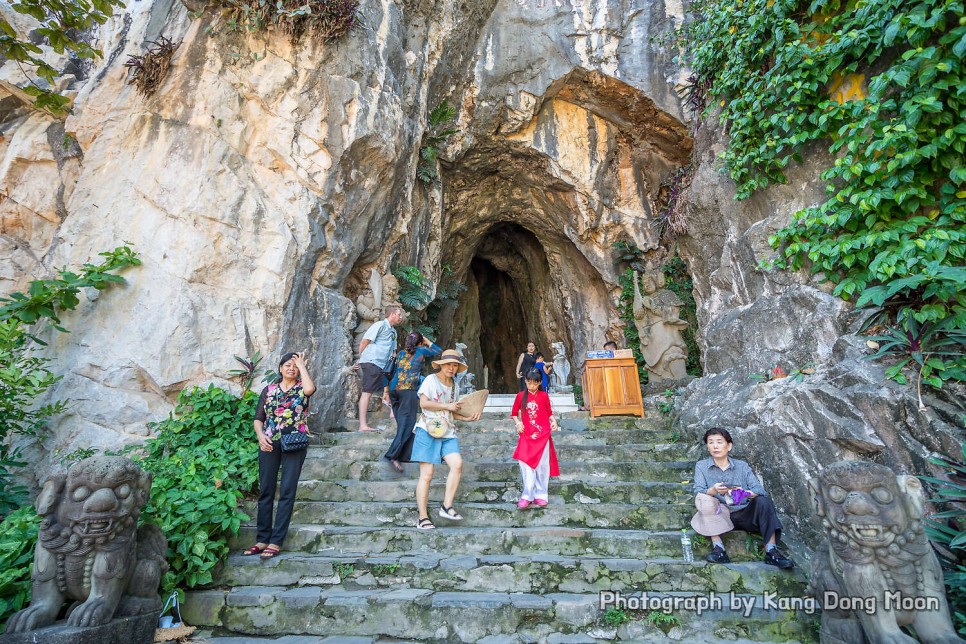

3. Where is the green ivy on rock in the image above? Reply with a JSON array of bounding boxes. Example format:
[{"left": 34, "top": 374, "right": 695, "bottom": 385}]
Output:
[{"left": 680, "top": 0, "right": 966, "bottom": 386}]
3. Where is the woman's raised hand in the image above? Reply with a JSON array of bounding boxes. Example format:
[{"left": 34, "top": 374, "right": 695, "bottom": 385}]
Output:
[{"left": 294, "top": 352, "right": 308, "bottom": 370}]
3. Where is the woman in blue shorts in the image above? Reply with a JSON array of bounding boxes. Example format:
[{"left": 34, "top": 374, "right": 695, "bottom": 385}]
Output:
[{"left": 412, "top": 349, "right": 481, "bottom": 529}]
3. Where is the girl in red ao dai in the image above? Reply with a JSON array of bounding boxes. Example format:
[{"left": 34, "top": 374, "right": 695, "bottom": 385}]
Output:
[{"left": 511, "top": 368, "right": 560, "bottom": 508}]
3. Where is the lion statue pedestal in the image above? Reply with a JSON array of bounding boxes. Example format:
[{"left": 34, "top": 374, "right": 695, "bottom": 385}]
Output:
[
  {"left": 808, "top": 461, "right": 964, "bottom": 644},
  {"left": 1, "top": 456, "right": 167, "bottom": 644}
]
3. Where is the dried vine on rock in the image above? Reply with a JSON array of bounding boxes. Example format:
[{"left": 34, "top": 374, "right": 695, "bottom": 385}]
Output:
[
  {"left": 203, "top": 0, "right": 360, "bottom": 43},
  {"left": 124, "top": 35, "right": 179, "bottom": 97}
]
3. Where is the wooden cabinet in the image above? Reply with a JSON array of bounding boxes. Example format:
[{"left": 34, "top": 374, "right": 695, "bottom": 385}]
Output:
[{"left": 581, "top": 357, "right": 645, "bottom": 418}]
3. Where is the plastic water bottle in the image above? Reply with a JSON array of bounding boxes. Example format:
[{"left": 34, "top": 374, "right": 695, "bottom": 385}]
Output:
[{"left": 680, "top": 529, "right": 693, "bottom": 563}]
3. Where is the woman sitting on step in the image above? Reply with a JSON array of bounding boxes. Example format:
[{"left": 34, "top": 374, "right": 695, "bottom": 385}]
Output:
[
  {"left": 412, "top": 349, "right": 482, "bottom": 529},
  {"left": 243, "top": 352, "right": 316, "bottom": 559}
]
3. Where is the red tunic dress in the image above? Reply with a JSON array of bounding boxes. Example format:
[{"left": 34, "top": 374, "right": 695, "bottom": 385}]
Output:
[{"left": 511, "top": 390, "right": 560, "bottom": 476}]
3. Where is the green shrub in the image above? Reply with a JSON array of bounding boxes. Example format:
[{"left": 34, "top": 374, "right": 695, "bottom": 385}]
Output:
[
  {"left": 0, "top": 506, "right": 40, "bottom": 627},
  {"left": 131, "top": 385, "right": 258, "bottom": 592},
  {"left": 676, "top": 0, "right": 966, "bottom": 387}
]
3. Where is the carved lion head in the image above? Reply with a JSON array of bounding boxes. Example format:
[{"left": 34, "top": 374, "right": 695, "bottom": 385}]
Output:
[
  {"left": 37, "top": 456, "right": 152, "bottom": 552},
  {"left": 809, "top": 461, "right": 924, "bottom": 551}
]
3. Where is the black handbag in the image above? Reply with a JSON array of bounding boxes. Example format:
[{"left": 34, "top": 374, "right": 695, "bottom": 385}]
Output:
[
  {"left": 280, "top": 431, "right": 309, "bottom": 453},
  {"left": 382, "top": 353, "right": 398, "bottom": 381}
]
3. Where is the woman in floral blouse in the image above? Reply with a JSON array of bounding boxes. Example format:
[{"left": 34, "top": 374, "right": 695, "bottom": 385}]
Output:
[
  {"left": 385, "top": 332, "right": 441, "bottom": 472},
  {"left": 243, "top": 351, "right": 315, "bottom": 559}
]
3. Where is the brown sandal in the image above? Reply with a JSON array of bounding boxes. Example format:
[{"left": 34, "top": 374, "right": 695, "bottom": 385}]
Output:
[
  {"left": 260, "top": 546, "right": 281, "bottom": 559},
  {"left": 242, "top": 545, "right": 266, "bottom": 556}
]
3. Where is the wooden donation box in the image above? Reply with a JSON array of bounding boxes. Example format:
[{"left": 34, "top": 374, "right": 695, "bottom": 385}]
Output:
[{"left": 582, "top": 356, "right": 645, "bottom": 418}]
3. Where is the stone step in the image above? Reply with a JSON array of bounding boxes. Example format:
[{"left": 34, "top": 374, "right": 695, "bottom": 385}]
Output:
[
  {"left": 317, "top": 415, "right": 664, "bottom": 434},
  {"left": 191, "top": 634, "right": 798, "bottom": 644},
  {"left": 182, "top": 588, "right": 813, "bottom": 642},
  {"left": 482, "top": 393, "right": 579, "bottom": 414},
  {"left": 229, "top": 526, "right": 758, "bottom": 559},
  {"left": 294, "top": 480, "right": 691, "bottom": 505},
  {"left": 213, "top": 551, "right": 807, "bottom": 597},
  {"left": 313, "top": 425, "right": 676, "bottom": 446},
  {"left": 297, "top": 459, "right": 693, "bottom": 483},
  {"left": 239, "top": 500, "right": 693, "bottom": 531},
  {"left": 304, "top": 441, "right": 689, "bottom": 463}
]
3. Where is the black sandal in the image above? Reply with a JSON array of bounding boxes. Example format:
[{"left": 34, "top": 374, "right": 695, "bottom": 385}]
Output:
[{"left": 416, "top": 517, "right": 436, "bottom": 530}]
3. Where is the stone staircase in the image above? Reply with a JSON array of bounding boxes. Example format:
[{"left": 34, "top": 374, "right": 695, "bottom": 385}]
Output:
[
  {"left": 183, "top": 414, "right": 817, "bottom": 643},
  {"left": 482, "top": 393, "right": 580, "bottom": 414}
]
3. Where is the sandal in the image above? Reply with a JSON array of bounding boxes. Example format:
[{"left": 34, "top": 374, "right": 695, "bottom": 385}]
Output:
[
  {"left": 438, "top": 504, "right": 463, "bottom": 521},
  {"left": 416, "top": 517, "right": 436, "bottom": 530},
  {"left": 242, "top": 544, "right": 266, "bottom": 556},
  {"left": 390, "top": 459, "right": 405, "bottom": 473},
  {"left": 259, "top": 546, "right": 281, "bottom": 559}
]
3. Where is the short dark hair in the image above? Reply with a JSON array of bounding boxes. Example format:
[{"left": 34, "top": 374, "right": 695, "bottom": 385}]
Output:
[
  {"left": 534, "top": 352, "right": 544, "bottom": 360},
  {"left": 703, "top": 427, "right": 733, "bottom": 445},
  {"left": 278, "top": 352, "right": 297, "bottom": 374},
  {"left": 603, "top": 341, "right": 618, "bottom": 350}
]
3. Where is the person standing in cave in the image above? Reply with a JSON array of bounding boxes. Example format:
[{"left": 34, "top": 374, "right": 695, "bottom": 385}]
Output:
[
  {"left": 532, "top": 352, "right": 553, "bottom": 392},
  {"left": 515, "top": 341, "right": 538, "bottom": 392},
  {"left": 384, "top": 331, "right": 442, "bottom": 472}
]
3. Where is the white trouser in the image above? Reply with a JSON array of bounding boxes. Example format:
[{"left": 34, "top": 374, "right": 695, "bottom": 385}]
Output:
[{"left": 519, "top": 443, "right": 551, "bottom": 501}]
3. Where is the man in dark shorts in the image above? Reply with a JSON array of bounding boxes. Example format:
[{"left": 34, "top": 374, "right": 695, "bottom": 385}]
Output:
[{"left": 355, "top": 304, "right": 405, "bottom": 432}]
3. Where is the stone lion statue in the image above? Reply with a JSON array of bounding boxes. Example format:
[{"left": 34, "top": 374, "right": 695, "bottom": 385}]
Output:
[
  {"left": 6, "top": 456, "right": 167, "bottom": 632},
  {"left": 808, "top": 461, "right": 963, "bottom": 644}
]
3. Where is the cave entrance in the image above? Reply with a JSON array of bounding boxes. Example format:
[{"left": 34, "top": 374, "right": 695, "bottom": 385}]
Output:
[
  {"left": 450, "top": 223, "right": 564, "bottom": 394},
  {"left": 471, "top": 258, "right": 527, "bottom": 393}
]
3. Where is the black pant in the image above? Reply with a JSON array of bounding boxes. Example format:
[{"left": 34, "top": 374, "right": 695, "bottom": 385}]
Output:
[
  {"left": 386, "top": 389, "right": 419, "bottom": 462},
  {"left": 729, "top": 495, "right": 783, "bottom": 544},
  {"left": 257, "top": 445, "right": 306, "bottom": 546}
]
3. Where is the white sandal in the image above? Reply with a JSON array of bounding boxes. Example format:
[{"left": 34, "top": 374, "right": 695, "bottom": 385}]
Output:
[{"left": 438, "top": 504, "right": 463, "bottom": 521}]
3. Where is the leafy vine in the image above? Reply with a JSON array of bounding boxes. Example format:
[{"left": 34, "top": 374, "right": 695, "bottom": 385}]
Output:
[{"left": 678, "top": 0, "right": 966, "bottom": 386}]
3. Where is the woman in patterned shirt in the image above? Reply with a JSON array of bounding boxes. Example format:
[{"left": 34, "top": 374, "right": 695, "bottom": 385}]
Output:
[
  {"left": 385, "top": 332, "right": 442, "bottom": 472},
  {"left": 243, "top": 351, "right": 316, "bottom": 559}
]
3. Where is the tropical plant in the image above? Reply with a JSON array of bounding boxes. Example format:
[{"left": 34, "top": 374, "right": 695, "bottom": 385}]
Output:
[
  {"left": 921, "top": 443, "right": 966, "bottom": 634},
  {"left": 602, "top": 607, "right": 631, "bottom": 626},
  {"left": 392, "top": 264, "right": 466, "bottom": 336},
  {"left": 864, "top": 316, "right": 966, "bottom": 404},
  {"left": 0, "top": 506, "right": 40, "bottom": 627},
  {"left": 0, "top": 0, "right": 126, "bottom": 113},
  {"left": 228, "top": 351, "right": 264, "bottom": 397},
  {"left": 417, "top": 101, "right": 459, "bottom": 185}
]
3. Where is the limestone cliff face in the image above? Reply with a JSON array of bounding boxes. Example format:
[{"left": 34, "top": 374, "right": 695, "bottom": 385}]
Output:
[{"left": 0, "top": 0, "right": 691, "bottom": 475}]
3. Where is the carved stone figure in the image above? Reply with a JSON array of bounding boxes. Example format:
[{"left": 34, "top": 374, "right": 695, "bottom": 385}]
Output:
[
  {"left": 5, "top": 456, "right": 167, "bottom": 633},
  {"left": 632, "top": 269, "right": 688, "bottom": 382},
  {"left": 807, "top": 461, "right": 964, "bottom": 644},
  {"left": 454, "top": 343, "right": 477, "bottom": 395},
  {"left": 353, "top": 270, "right": 400, "bottom": 355},
  {"left": 550, "top": 341, "right": 573, "bottom": 393}
]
